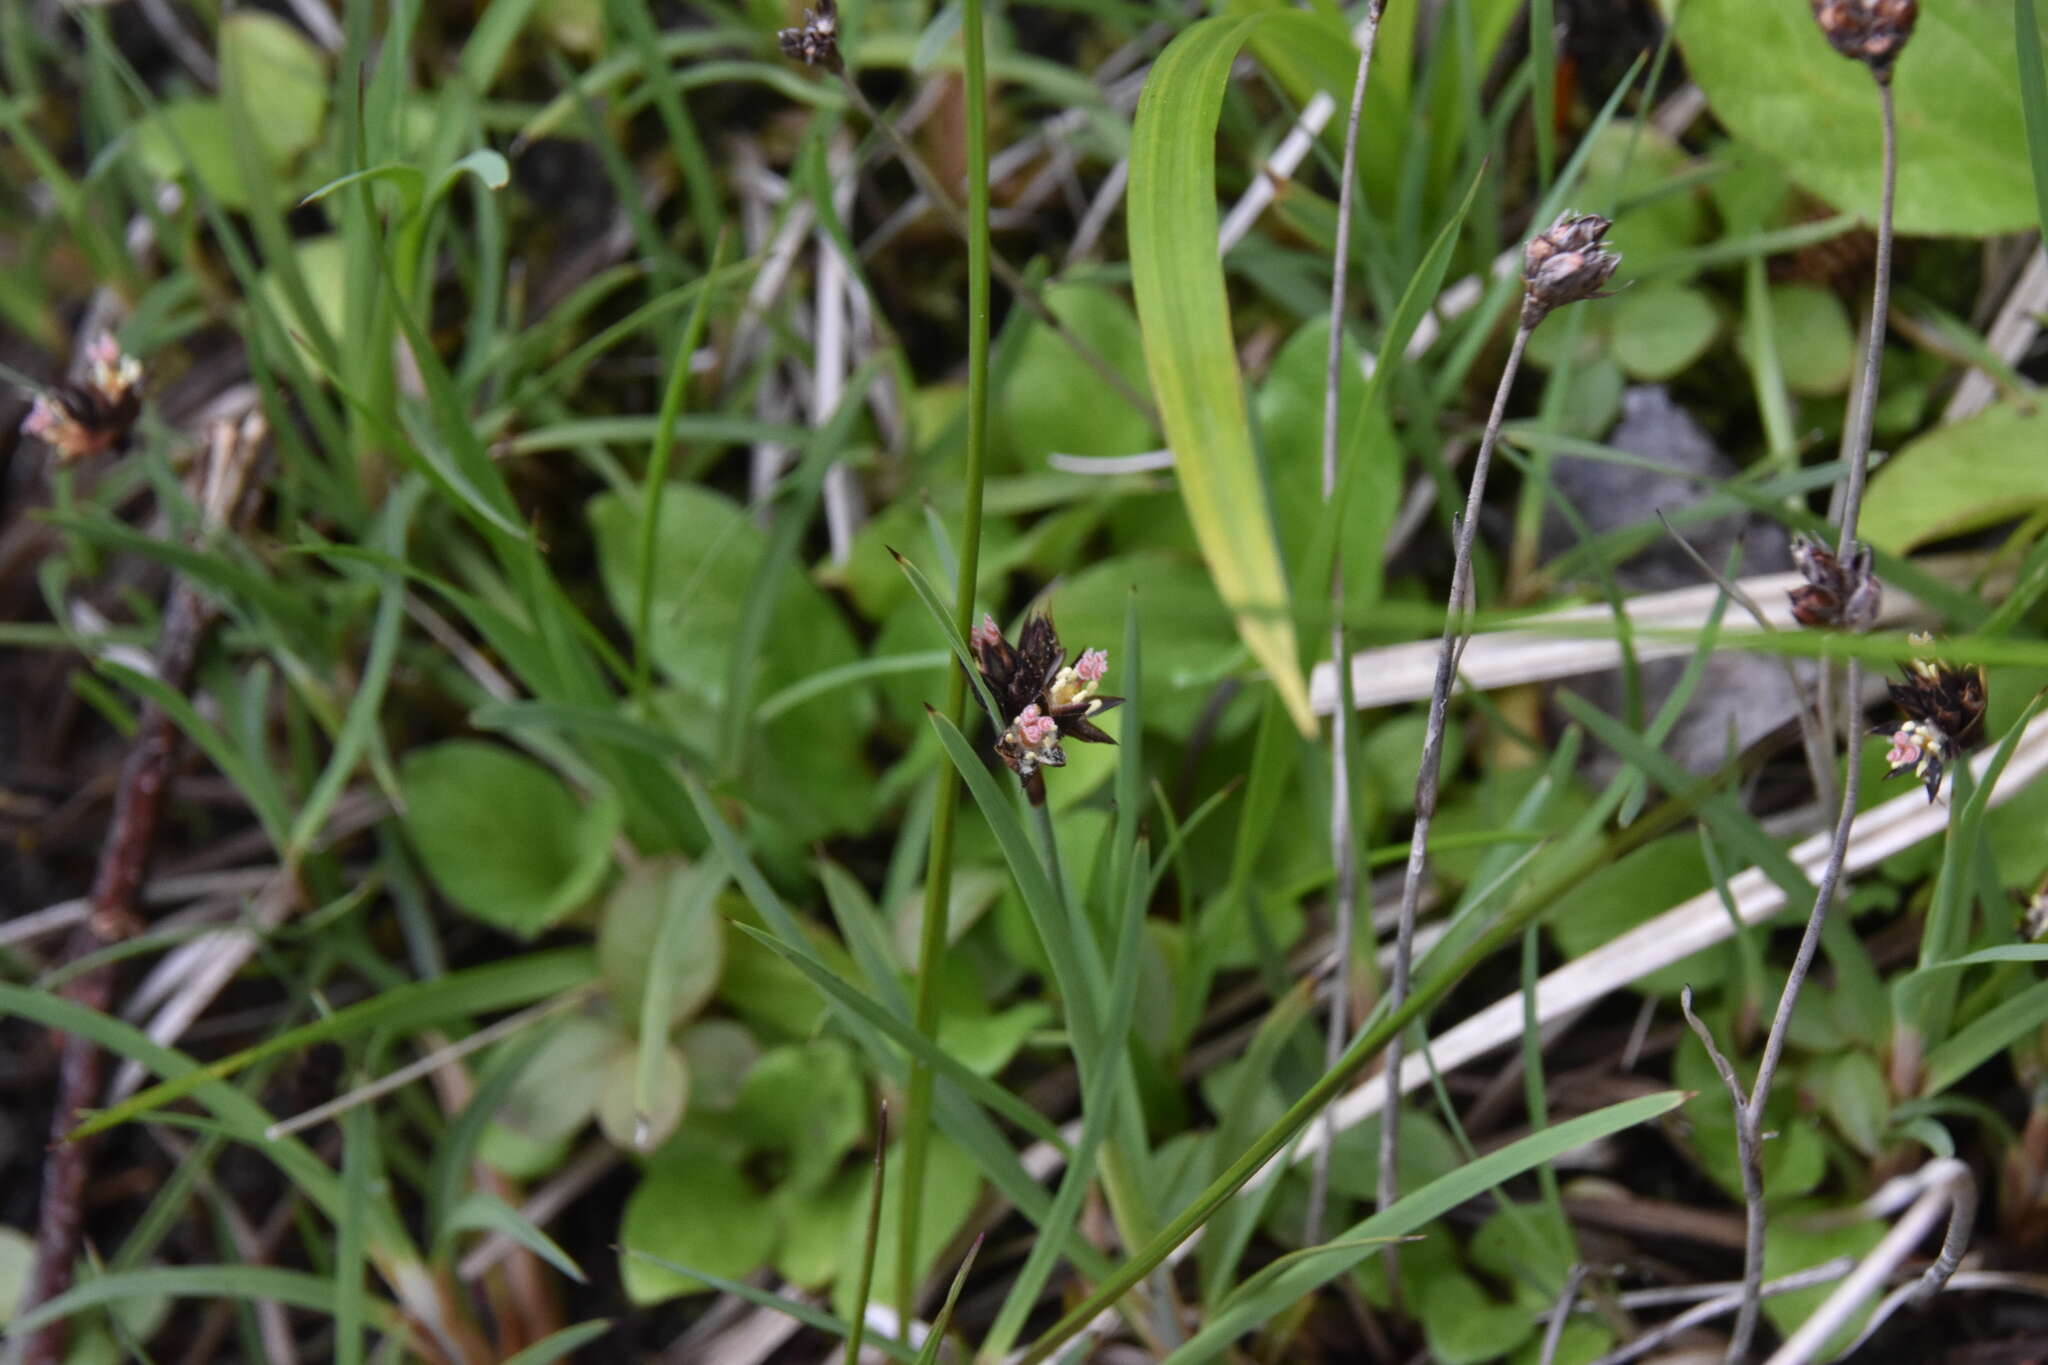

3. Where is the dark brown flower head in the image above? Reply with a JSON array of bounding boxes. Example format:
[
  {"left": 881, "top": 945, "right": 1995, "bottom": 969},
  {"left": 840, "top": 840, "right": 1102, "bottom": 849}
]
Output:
[
  {"left": 22, "top": 333, "right": 143, "bottom": 463},
  {"left": 1788, "top": 534, "right": 1881, "bottom": 630},
  {"left": 1522, "top": 212, "right": 1620, "bottom": 323},
  {"left": 778, "top": 0, "right": 842, "bottom": 73},
  {"left": 1880, "top": 633, "right": 1986, "bottom": 802},
  {"left": 1810, "top": 0, "right": 1916, "bottom": 82},
  {"left": 972, "top": 611, "right": 1121, "bottom": 803}
]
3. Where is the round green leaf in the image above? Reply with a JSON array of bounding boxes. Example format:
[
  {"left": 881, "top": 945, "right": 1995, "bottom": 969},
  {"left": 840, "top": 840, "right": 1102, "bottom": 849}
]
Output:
[
  {"left": 621, "top": 1133, "right": 778, "bottom": 1301},
  {"left": 220, "top": 12, "right": 331, "bottom": 166},
  {"left": 488, "top": 1014, "right": 621, "bottom": 1148},
  {"left": 1420, "top": 1275, "right": 1536, "bottom": 1365},
  {"left": 598, "top": 858, "right": 724, "bottom": 1034},
  {"left": 134, "top": 100, "right": 250, "bottom": 210},
  {"left": 0, "top": 1225, "right": 32, "bottom": 1323},
  {"left": 678, "top": 1019, "right": 761, "bottom": 1113},
  {"left": 596, "top": 1040, "right": 689, "bottom": 1152},
  {"left": 588, "top": 485, "right": 874, "bottom": 841},
  {"left": 999, "top": 282, "right": 1157, "bottom": 469},
  {"left": 1815, "top": 1050, "right": 1890, "bottom": 1157},
  {"left": 1860, "top": 400, "right": 2048, "bottom": 554},
  {"left": 730, "top": 1040, "right": 866, "bottom": 1194},
  {"left": 399, "top": 741, "right": 621, "bottom": 937},
  {"left": 1738, "top": 283, "right": 1854, "bottom": 397},
  {"left": 1670, "top": 0, "right": 2046, "bottom": 235},
  {"left": 1608, "top": 284, "right": 1719, "bottom": 382},
  {"left": 1548, "top": 836, "right": 1726, "bottom": 996}
]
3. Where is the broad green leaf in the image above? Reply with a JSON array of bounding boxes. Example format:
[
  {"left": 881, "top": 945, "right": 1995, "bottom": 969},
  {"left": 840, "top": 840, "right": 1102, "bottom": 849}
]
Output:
[
  {"left": 1860, "top": 400, "right": 2048, "bottom": 553},
  {"left": 485, "top": 1013, "right": 620, "bottom": 1149},
  {"left": 589, "top": 486, "right": 874, "bottom": 840},
  {"left": 1734, "top": 282, "right": 1854, "bottom": 396},
  {"left": 261, "top": 235, "right": 351, "bottom": 372},
  {"left": 133, "top": 99, "right": 249, "bottom": 208},
  {"left": 1815, "top": 1051, "right": 1890, "bottom": 1156},
  {"left": 621, "top": 1131, "right": 779, "bottom": 1301},
  {"left": 0, "top": 1225, "right": 33, "bottom": 1321},
  {"left": 398, "top": 740, "right": 621, "bottom": 937},
  {"left": 596, "top": 1041, "right": 688, "bottom": 1152},
  {"left": 999, "top": 282, "right": 1156, "bottom": 468},
  {"left": 1670, "top": 0, "right": 2048, "bottom": 235},
  {"left": 679, "top": 1019, "right": 761, "bottom": 1113},
  {"left": 1546, "top": 835, "right": 1727, "bottom": 996},
  {"left": 1420, "top": 1275, "right": 1536, "bottom": 1365},
  {"left": 1129, "top": 13, "right": 1316, "bottom": 734},
  {"left": 730, "top": 1040, "right": 868, "bottom": 1195},
  {"left": 220, "top": 12, "right": 329, "bottom": 165},
  {"left": 599, "top": 858, "right": 726, "bottom": 1035},
  {"left": 1608, "top": 283, "right": 1719, "bottom": 382},
  {"left": 1256, "top": 320, "right": 1398, "bottom": 601},
  {"left": 2021, "top": 0, "right": 2048, "bottom": 247}
]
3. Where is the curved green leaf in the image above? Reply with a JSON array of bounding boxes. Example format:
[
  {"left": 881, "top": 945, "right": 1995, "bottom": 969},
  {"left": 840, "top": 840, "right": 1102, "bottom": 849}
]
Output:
[{"left": 1129, "top": 13, "right": 1317, "bottom": 734}]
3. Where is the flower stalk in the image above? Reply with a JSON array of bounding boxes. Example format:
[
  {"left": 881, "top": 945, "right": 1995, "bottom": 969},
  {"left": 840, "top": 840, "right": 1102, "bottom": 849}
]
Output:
[
  {"left": 1710, "top": 8, "right": 1918, "bottom": 1357},
  {"left": 1304, "top": 0, "right": 1387, "bottom": 1251},
  {"left": 1378, "top": 210, "right": 1617, "bottom": 1277}
]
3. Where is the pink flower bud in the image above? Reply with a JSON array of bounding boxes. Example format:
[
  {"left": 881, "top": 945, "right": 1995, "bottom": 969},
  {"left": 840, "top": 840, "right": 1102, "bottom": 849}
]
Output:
[{"left": 1075, "top": 648, "right": 1108, "bottom": 683}]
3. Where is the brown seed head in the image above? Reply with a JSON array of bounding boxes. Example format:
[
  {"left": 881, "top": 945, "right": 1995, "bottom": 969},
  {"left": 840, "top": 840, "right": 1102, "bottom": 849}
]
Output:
[
  {"left": 1522, "top": 212, "right": 1619, "bottom": 323},
  {"left": 778, "top": 0, "right": 843, "bottom": 73},
  {"left": 1810, "top": 0, "right": 1917, "bottom": 82},
  {"left": 1787, "top": 534, "right": 1881, "bottom": 630}
]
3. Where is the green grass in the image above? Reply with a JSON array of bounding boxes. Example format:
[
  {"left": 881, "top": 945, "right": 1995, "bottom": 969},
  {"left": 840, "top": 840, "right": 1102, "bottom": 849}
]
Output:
[{"left": 3, "top": 1, "right": 2046, "bottom": 1362}]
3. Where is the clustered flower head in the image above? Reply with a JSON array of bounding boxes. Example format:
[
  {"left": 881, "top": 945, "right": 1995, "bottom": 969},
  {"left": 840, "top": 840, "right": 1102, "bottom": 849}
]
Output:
[
  {"left": 777, "top": 0, "right": 842, "bottom": 73},
  {"left": 1810, "top": 0, "right": 1917, "bottom": 83},
  {"left": 1787, "top": 534, "right": 1881, "bottom": 630},
  {"left": 22, "top": 333, "right": 144, "bottom": 463},
  {"left": 1521, "top": 212, "right": 1620, "bottom": 324},
  {"left": 1880, "top": 633, "right": 1986, "bottom": 802},
  {"left": 971, "top": 612, "right": 1121, "bottom": 803}
]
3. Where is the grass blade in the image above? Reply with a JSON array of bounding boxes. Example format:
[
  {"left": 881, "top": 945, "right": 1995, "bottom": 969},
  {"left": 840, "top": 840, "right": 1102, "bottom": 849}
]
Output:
[
  {"left": 500, "top": 1322, "right": 615, "bottom": 1365},
  {"left": 1160, "top": 1093, "right": 1686, "bottom": 1363},
  {"left": 1129, "top": 12, "right": 1321, "bottom": 733}
]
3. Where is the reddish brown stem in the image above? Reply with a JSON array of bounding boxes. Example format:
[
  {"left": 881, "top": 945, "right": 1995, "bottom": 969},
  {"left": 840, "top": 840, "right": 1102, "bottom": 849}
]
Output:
[{"left": 21, "top": 579, "right": 216, "bottom": 1365}]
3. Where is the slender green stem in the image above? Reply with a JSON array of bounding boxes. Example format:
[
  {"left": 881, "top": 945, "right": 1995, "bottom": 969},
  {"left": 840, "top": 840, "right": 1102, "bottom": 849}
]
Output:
[
  {"left": 845, "top": 1102, "right": 888, "bottom": 1365},
  {"left": 901, "top": 0, "right": 993, "bottom": 1326},
  {"left": 633, "top": 235, "right": 725, "bottom": 703}
]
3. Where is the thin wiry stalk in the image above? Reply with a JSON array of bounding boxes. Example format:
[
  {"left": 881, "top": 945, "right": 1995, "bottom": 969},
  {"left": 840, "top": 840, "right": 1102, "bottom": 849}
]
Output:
[
  {"left": 1305, "top": 0, "right": 1386, "bottom": 1249},
  {"left": 1538, "top": 1264, "right": 1591, "bottom": 1365},
  {"left": 901, "top": 0, "right": 993, "bottom": 1325},
  {"left": 1379, "top": 317, "right": 1534, "bottom": 1286},
  {"left": 833, "top": 74, "right": 1156, "bottom": 424},
  {"left": 1721, "top": 73, "right": 1899, "bottom": 1365},
  {"left": 846, "top": 1102, "right": 889, "bottom": 1365}
]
